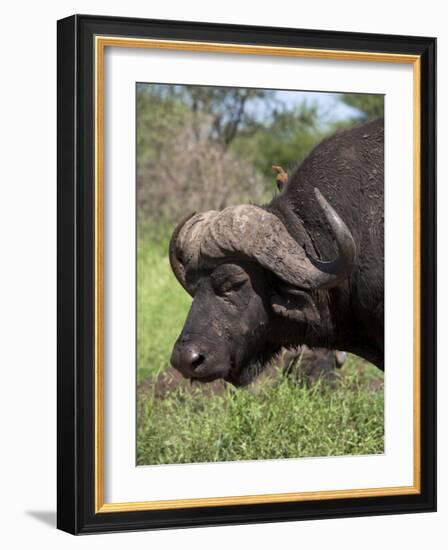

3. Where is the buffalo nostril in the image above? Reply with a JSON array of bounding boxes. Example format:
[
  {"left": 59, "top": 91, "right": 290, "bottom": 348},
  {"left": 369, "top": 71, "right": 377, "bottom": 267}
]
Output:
[
  {"left": 191, "top": 353, "right": 205, "bottom": 369},
  {"left": 171, "top": 343, "right": 206, "bottom": 377}
]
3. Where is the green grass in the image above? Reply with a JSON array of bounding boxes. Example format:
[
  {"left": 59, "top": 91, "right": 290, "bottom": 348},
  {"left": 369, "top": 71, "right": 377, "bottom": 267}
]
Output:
[
  {"left": 137, "top": 232, "right": 384, "bottom": 465},
  {"left": 137, "top": 229, "right": 191, "bottom": 382}
]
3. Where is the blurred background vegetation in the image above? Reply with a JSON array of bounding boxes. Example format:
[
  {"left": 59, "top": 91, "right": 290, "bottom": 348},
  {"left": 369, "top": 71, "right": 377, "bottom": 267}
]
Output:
[
  {"left": 137, "top": 85, "right": 384, "bottom": 228},
  {"left": 136, "top": 84, "right": 384, "bottom": 465}
]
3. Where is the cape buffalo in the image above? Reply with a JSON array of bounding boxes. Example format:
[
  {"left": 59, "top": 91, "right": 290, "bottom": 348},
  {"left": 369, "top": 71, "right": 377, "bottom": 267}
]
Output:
[{"left": 169, "top": 118, "right": 384, "bottom": 386}]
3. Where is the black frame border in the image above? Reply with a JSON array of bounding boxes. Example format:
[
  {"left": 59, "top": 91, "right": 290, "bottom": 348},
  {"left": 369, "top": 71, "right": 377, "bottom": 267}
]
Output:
[{"left": 57, "top": 14, "right": 436, "bottom": 534}]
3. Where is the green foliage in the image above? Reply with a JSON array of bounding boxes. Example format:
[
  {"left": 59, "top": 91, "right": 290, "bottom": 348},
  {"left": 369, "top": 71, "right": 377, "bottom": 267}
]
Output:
[
  {"left": 137, "top": 85, "right": 269, "bottom": 223},
  {"left": 175, "top": 85, "right": 275, "bottom": 147},
  {"left": 340, "top": 93, "right": 384, "bottom": 120},
  {"left": 233, "top": 104, "right": 325, "bottom": 181},
  {"left": 137, "top": 84, "right": 275, "bottom": 157},
  {"left": 136, "top": 84, "right": 384, "bottom": 205},
  {"left": 137, "top": 359, "right": 384, "bottom": 465},
  {"left": 136, "top": 85, "right": 190, "bottom": 168}
]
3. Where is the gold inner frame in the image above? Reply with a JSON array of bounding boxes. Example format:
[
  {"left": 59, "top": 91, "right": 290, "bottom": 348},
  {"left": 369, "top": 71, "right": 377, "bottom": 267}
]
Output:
[{"left": 94, "top": 36, "right": 421, "bottom": 514}]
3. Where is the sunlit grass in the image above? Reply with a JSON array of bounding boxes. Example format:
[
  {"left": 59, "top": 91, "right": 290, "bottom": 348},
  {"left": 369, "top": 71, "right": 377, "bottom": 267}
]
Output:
[
  {"left": 137, "top": 230, "right": 191, "bottom": 382},
  {"left": 137, "top": 360, "right": 384, "bottom": 465}
]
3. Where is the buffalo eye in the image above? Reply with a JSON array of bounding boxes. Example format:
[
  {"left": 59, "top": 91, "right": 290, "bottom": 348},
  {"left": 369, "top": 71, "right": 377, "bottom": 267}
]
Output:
[
  {"left": 211, "top": 266, "right": 249, "bottom": 296},
  {"left": 219, "top": 278, "right": 247, "bottom": 295}
]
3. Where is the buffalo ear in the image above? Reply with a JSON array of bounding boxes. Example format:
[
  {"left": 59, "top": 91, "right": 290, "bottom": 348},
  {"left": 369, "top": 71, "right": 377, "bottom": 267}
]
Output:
[{"left": 270, "top": 289, "right": 320, "bottom": 324}]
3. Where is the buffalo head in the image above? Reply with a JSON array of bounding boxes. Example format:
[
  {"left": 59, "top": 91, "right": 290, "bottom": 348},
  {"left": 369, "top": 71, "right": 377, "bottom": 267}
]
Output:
[{"left": 169, "top": 189, "right": 356, "bottom": 386}]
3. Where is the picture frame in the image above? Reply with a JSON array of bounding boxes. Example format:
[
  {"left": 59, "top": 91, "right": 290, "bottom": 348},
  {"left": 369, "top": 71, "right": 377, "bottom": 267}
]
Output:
[{"left": 57, "top": 14, "right": 436, "bottom": 534}]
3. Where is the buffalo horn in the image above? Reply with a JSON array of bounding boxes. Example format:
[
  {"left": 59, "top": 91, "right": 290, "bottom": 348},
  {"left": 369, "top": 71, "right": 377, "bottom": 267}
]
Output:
[
  {"left": 169, "top": 188, "right": 356, "bottom": 291},
  {"left": 168, "top": 212, "right": 196, "bottom": 296}
]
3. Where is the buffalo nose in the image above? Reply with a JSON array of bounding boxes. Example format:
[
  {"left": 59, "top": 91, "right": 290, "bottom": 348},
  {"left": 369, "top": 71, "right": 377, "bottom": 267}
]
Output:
[{"left": 171, "top": 343, "right": 205, "bottom": 377}]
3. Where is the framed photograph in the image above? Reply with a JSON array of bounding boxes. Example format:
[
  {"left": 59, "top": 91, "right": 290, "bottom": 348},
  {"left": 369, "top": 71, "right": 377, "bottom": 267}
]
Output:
[{"left": 57, "top": 14, "right": 436, "bottom": 534}]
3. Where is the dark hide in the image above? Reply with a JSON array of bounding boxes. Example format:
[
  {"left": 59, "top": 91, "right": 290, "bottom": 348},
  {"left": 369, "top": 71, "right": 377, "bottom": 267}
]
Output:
[
  {"left": 268, "top": 118, "right": 384, "bottom": 366},
  {"left": 170, "top": 119, "right": 384, "bottom": 386}
]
